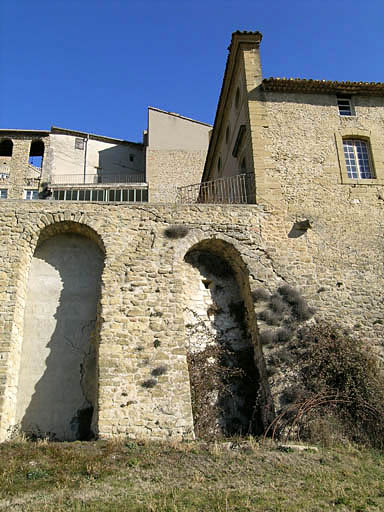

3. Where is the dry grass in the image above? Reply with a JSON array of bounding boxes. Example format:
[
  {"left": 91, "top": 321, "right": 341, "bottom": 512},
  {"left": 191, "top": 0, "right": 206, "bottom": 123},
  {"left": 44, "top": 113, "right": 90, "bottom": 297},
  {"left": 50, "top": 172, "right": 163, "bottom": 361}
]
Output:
[{"left": 1, "top": 438, "right": 384, "bottom": 511}]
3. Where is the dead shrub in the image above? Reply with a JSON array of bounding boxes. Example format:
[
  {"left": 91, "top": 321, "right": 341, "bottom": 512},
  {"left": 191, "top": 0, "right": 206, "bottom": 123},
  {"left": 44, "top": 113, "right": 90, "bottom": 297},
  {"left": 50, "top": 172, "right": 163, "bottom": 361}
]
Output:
[
  {"left": 267, "top": 322, "right": 384, "bottom": 448},
  {"left": 258, "top": 286, "right": 314, "bottom": 339},
  {"left": 259, "top": 330, "right": 277, "bottom": 346},
  {"left": 163, "top": 225, "right": 189, "bottom": 239},
  {"left": 251, "top": 288, "right": 270, "bottom": 302},
  {"left": 141, "top": 379, "right": 157, "bottom": 389},
  {"left": 277, "top": 285, "right": 315, "bottom": 322},
  {"left": 151, "top": 365, "right": 168, "bottom": 377},
  {"left": 258, "top": 309, "right": 281, "bottom": 326},
  {"left": 187, "top": 344, "right": 261, "bottom": 439},
  {"left": 276, "top": 327, "right": 292, "bottom": 343},
  {"left": 269, "top": 295, "right": 289, "bottom": 315}
]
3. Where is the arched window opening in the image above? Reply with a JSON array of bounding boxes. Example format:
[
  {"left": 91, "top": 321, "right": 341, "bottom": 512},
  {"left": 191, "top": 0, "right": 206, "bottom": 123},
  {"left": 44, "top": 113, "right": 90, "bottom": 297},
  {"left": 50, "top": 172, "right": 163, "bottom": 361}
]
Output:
[
  {"left": 29, "top": 139, "right": 44, "bottom": 168},
  {"left": 184, "top": 243, "right": 264, "bottom": 439},
  {"left": 16, "top": 226, "right": 104, "bottom": 441},
  {"left": 0, "top": 139, "right": 13, "bottom": 157}
]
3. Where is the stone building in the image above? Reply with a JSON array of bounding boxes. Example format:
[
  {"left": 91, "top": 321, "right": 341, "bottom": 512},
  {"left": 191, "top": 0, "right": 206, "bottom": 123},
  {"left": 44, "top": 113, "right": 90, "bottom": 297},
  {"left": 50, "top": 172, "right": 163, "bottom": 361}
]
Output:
[
  {"left": 1, "top": 30, "right": 384, "bottom": 442},
  {"left": 0, "top": 107, "right": 211, "bottom": 204}
]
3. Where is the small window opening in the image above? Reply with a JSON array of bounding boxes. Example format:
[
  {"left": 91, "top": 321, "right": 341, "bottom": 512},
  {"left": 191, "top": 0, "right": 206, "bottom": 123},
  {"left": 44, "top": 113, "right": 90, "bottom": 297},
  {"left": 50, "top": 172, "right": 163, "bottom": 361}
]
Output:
[
  {"left": 241, "top": 157, "right": 246, "bottom": 171},
  {"left": 29, "top": 140, "right": 44, "bottom": 168},
  {"left": 75, "top": 138, "right": 85, "bottom": 150},
  {"left": 217, "top": 157, "right": 221, "bottom": 172},
  {"left": 0, "top": 139, "right": 13, "bottom": 157},
  {"left": 235, "top": 87, "right": 240, "bottom": 109},
  {"left": 129, "top": 154, "right": 134, "bottom": 162},
  {"left": 337, "top": 97, "right": 353, "bottom": 116},
  {"left": 225, "top": 126, "right": 230, "bottom": 144},
  {"left": 0, "top": 189, "right": 8, "bottom": 199}
]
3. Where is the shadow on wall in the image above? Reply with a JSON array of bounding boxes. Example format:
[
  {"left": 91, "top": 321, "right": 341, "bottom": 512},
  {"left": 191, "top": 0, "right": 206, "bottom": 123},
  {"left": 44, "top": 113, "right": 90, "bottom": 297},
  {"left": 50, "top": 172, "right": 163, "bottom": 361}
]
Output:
[
  {"left": 98, "top": 145, "right": 144, "bottom": 181},
  {"left": 16, "top": 233, "right": 104, "bottom": 441},
  {"left": 184, "top": 248, "right": 264, "bottom": 439}
]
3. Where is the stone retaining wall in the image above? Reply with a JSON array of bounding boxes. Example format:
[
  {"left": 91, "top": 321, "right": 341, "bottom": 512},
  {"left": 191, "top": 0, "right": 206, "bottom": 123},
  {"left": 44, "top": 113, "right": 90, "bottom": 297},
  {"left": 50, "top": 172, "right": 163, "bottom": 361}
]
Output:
[{"left": 0, "top": 199, "right": 383, "bottom": 440}]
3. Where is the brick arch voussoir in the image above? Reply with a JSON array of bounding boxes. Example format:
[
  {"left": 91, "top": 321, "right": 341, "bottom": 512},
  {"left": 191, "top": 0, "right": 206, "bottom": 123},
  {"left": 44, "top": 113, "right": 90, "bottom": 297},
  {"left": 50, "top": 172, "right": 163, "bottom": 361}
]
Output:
[
  {"left": 174, "top": 229, "right": 251, "bottom": 278},
  {"left": 21, "top": 212, "right": 106, "bottom": 255}
]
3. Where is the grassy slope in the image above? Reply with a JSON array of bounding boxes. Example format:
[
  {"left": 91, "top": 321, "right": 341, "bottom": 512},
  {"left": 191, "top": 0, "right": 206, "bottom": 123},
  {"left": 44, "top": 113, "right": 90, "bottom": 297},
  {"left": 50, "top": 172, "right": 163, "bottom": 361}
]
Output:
[{"left": 1, "top": 439, "right": 384, "bottom": 511}]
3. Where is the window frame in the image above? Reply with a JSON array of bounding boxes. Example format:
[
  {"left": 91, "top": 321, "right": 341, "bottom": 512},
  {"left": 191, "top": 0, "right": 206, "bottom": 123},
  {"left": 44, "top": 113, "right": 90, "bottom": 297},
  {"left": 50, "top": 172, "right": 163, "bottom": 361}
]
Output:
[
  {"left": 52, "top": 187, "right": 148, "bottom": 202},
  {"left": 335, "top": 129, "right": 384, "bottom": 185},
  {"left": 343, "top": 139, "right": 374, "bottom": 180},
  {"left": 0, "top": 189, "right": 8, "bottom": 199},
  {"left": 24, "top": 189, "right": 39, "bottom": 200},
  {"left": 337, "top": 96, "right": 354, "bottom": 117}
]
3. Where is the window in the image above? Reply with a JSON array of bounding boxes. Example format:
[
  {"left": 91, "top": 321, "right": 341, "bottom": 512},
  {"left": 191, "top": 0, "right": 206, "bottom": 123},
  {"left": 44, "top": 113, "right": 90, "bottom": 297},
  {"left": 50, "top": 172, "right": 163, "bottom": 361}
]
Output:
[
  {"left": 52, "top": 188, "right": 148, "bottom": 202},
  {"left": 0, "top": 139, "right": 13, "bottom": 157},
  {"left": 75, "top": 138, "right": 85, "bottom": 150},
  {"left": 29, "top": 139, "right": 44, "bottom": 168},
  {"left": 129, "top": 154, "right": 134, "bottom": 162},
  {"left": 24, "top": 189, "right": 38, "bottom": 200},
  {"left": 217, "top": 157, "right": 221, "bottom": 172},
  {"left": 235, "top": 87, "right": 240, "bottom": 109},
  {"left": 343, "top": 139, "right": 374, "bottom": 179},
  {"left": 337, "top": 97, "right": 353, "bottom": 116},
  {"left": 225, "top": 125, "right": 230, "bottom": 144},
  {"left": 0, "top": 189, "right": 8, "bottom": 199}
]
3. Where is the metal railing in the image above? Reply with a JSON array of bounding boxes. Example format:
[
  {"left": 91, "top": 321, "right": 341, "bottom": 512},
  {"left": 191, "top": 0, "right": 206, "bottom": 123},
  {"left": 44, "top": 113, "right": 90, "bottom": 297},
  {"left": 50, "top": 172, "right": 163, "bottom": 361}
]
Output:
[
  {"left": 176, "top": 172, "right": 255, "bottom": 204},
  {"left": 24, "top": 177, "right": 40, "bottom": 186},
  {"left": 50, "top": 173, "right": 146, "bottom": 185}
]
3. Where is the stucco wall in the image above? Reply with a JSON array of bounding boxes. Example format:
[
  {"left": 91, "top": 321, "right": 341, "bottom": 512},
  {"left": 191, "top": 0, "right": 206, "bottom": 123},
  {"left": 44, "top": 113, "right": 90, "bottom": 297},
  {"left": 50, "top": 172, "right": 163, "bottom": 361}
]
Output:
[
  {"left": 1, "top": 198, "right": 384, "bottom": 440},
  {"left": 146, "top": 108, "right": 211, "bottom": 202},
  {"left": 16, "top": 233, "right": 104, "bottom": 440},
  {"left": 147, "top": 108, "right": 211, "bottom": 150},
  {"left": 48, "top": 134, "right": 144, "bottom": 183}
]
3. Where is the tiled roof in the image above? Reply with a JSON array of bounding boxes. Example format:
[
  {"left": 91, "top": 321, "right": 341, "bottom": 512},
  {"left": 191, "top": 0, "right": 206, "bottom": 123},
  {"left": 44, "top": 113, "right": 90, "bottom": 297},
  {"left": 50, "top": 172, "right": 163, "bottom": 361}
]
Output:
[{"left": 262, "top": 77, "right": 384, "bottom": 95}]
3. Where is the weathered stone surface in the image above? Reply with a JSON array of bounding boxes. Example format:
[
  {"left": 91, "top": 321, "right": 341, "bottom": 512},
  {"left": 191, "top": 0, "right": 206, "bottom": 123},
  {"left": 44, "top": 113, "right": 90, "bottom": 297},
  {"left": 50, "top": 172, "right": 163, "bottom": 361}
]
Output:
[{"left": 0, "top": 198, "right": 383, "bottom": 441}]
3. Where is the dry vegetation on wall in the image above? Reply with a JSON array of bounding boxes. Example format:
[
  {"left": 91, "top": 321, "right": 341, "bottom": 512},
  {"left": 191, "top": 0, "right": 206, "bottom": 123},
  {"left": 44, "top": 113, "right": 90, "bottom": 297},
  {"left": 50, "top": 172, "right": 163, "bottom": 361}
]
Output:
[
  {"left": 254, "top": 285, "right": 315, "bottom": 346},
  {"left": 268, "top": 323, "right": 384, "bottom": 448},
  {"left": 187, "top": 344, "right": 261, "bottom": 439},
  {"left": 185, "top": 249, "right": 263, "bottom": 440},
  {"left": 163, "top": 224, "right": 189, "bottom": 239}
]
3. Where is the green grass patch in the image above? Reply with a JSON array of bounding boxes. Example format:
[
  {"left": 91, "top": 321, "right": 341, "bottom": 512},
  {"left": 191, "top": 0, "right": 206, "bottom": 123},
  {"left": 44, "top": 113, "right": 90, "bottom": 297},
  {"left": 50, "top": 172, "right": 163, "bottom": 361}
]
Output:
[{"left": 1, "top": 439, "right": 384, "bottom": 511}]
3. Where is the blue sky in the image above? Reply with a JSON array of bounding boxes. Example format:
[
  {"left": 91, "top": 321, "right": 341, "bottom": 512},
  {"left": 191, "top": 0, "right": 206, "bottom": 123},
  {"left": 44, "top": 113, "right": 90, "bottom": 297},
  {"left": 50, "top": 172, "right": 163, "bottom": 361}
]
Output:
[{"left": 1, "top": 0, "right": 384, "bottom": 141}]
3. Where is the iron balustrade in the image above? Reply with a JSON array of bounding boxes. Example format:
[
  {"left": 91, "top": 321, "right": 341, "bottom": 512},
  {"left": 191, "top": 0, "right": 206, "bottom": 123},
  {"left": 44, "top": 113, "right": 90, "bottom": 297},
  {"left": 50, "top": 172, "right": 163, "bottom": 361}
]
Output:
[
  {"left": 176, "top": 172, "right": 255, "bottom": 204},
  {"left": 49, "top": 173, "right": 146, "bottom": 185}
]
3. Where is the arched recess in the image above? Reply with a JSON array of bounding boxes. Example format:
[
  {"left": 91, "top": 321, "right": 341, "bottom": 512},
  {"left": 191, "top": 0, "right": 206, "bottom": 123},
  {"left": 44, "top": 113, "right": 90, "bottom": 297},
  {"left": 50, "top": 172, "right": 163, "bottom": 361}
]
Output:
[
  {"left": 15, "top": 221, "right": 105, "bottom": 441},
  {"left": 0, "top": 139, "right": 13, "bottom": 157},
  {"left": 182, "top": 237, "right": 274, "bottom": 439},
  {"left": 29, "top": 139, "right": 44, "bottom": 168}
]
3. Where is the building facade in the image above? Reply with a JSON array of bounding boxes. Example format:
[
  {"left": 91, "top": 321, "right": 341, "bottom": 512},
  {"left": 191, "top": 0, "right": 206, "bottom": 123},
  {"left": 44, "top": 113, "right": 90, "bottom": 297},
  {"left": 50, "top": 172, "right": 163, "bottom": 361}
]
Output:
[{"left": 1, "top": 31, "right": 384, "bottom": 441}]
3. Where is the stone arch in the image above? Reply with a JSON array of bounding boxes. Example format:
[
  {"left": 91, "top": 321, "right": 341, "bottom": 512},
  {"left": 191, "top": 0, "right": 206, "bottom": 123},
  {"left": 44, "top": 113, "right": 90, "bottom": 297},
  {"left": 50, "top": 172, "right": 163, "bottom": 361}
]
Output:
[
  {"left": 13, "top": 220, "right": 105, "bottom": 440},
  {"left": 181, "top": 236, "right": 274, "bottom": 438},
  {"left": 0, "top": 138, "right": 13, "bottom": 157}
]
